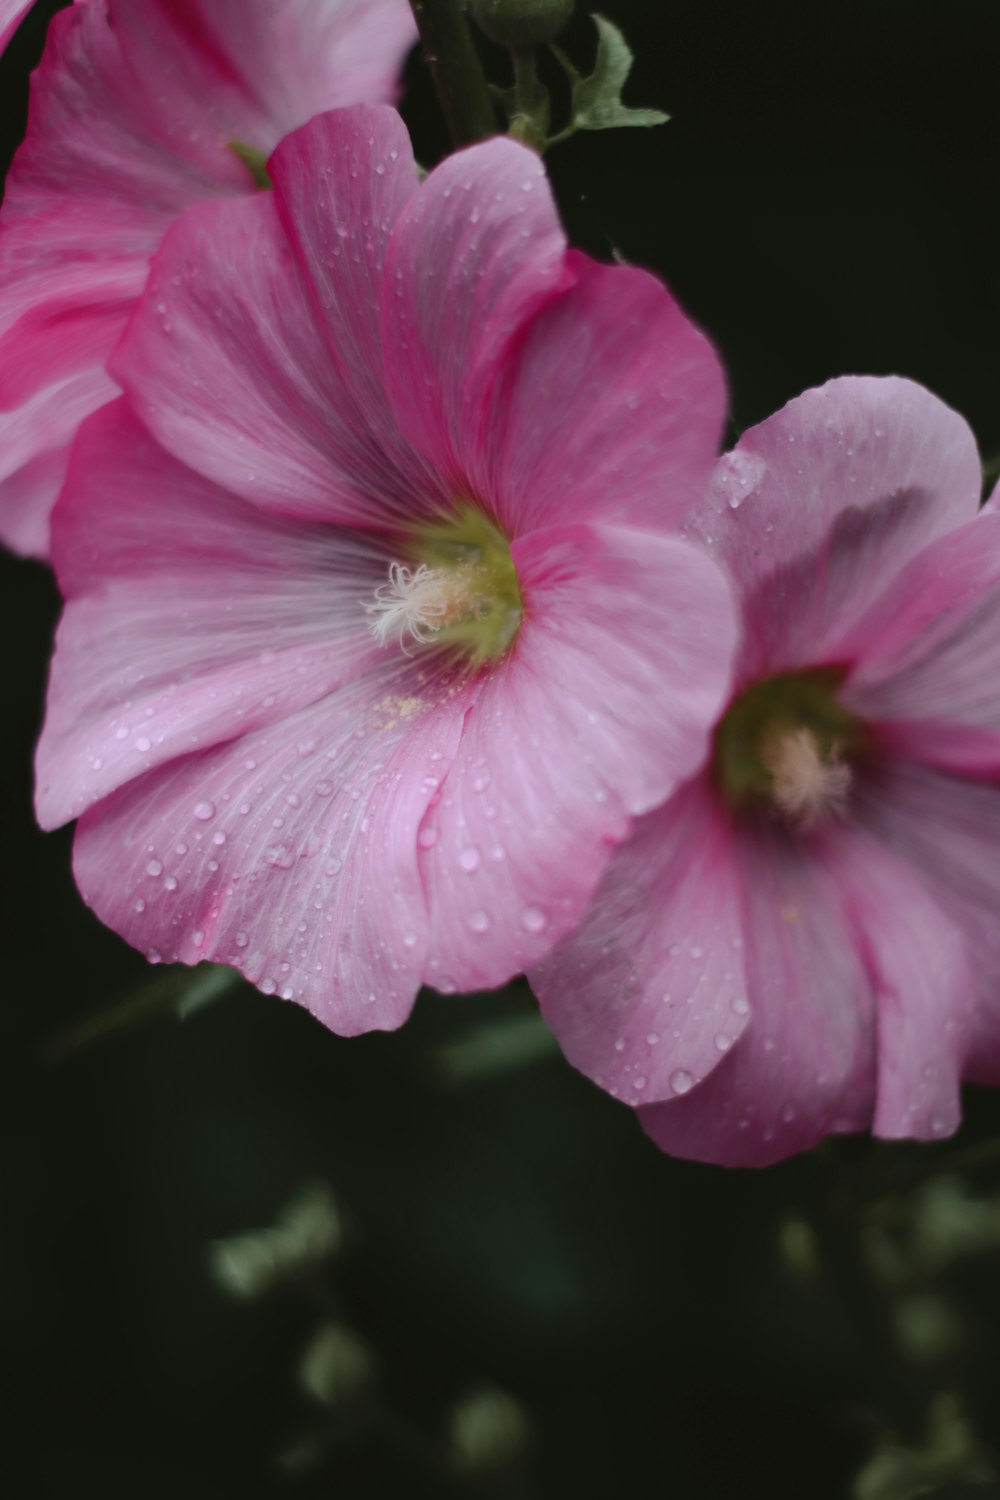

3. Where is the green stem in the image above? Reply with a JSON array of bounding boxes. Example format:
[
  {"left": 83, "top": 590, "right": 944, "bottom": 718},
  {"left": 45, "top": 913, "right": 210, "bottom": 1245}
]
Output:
[{"left": 409, "top": 0, "right": 497, "bottom": 147}]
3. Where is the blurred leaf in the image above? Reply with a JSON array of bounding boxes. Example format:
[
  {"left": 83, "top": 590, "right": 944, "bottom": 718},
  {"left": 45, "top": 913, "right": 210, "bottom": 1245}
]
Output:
[{"left": 207, "top": 1180, "right": 343, "bottom": 1299}]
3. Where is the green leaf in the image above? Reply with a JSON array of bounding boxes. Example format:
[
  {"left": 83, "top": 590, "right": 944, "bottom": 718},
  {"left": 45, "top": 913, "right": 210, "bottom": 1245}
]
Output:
[{"left": 554, "top": 14, "right": 669, "bottom": 134}]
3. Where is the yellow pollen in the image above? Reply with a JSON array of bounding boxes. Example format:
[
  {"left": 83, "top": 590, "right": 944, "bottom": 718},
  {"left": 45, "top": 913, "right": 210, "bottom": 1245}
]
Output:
[{"left": 760, "top": 726, "right": 852, "bottom": 829}]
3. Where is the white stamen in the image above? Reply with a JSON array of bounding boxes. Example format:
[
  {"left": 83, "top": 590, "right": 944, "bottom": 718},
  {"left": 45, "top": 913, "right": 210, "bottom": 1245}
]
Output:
[
  {"left": 762, "top": 726, "right": 851, "bottom": 829},
  {"left": 366, "top": 562, "right": 473, "bottom": 650}
]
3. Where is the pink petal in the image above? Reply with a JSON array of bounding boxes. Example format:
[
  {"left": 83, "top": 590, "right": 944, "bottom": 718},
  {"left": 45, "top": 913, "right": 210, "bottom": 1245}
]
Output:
[
  {"left": 71, "top": 671, "right": 467, "bottom": 1035},
  {"left": 856, "top": 763, "right": 1000, "bottom": 1088},
  {"left": 532, "top": 775, "right": 751, "bottom": 1105},
  {"left": 269, "top": 105, "right": 435, "bottom": 522},
  {"left": 688, "top": 377, "right": 983, "bottom": 683},
  {"left": 112, "top": 191, "right": 403, "bottom": 525},
  {"left": 839, "top": 510, "right": 1000, "bottom": 739},
  {"left": 0, "top": 0, "right": 415, "bottom": 556},
  {"left": 37, "top": 400, "right": 396, "bottom": 827},
  {"left": 639, "top": 821, "right": 876, "bottom": 1167},
  {"left": 418, "top": 524, "right": 737, "bottom": 988},
  {"left": 481, "top": 251, "right": 726, "bottom": 536},
  {"left": 110, "top": 0, "right": 416, "bottom": 159},
  {"left": 828, "top": 830, "right": 970, "bottom": 1141},
  {"left": 381, "top": 137, "right": 574, "bottom": 492},
  {"left": 0, "top": 0, "right": 33, "bottom": 56},
  {"left": 0, "top": 364, "right": 118, "bottom": 557}
]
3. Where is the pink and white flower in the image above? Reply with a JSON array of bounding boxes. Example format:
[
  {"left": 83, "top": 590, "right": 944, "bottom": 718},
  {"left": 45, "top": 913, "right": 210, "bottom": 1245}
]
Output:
[
  {"left": 0, "top": 0, "right": 416, "bottom": 557},
  {"left": 35, "top": 104, "right": 735, "bottom": 1036},
  {"left": 532, "top": 376, "right": 1000, "bottom": 1166}
]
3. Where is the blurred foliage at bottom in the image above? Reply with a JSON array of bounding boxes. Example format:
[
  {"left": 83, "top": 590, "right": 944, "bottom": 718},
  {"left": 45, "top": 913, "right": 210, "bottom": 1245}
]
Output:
[{"left": 6, "top": 967, "right": 1000, "bottom": 1499}]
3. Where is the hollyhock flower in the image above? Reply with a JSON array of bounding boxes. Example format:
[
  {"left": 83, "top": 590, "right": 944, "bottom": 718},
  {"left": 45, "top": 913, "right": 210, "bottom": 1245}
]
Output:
[
  {"left": 532, "top": 376, "right": 1000, "bottom": 1166},
  {"left": 0, "top": 0, "right": 416, "bottom": 558},
  {"left": 35, "top": 104, "right": 735, "bottom": 1033},
  {"left": 0, "top": 0, "right": 33, "bottom": 57}
]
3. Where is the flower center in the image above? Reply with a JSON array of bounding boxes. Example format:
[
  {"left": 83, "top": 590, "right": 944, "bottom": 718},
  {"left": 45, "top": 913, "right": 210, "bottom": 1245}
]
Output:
[
  {"left": 713, "top": 667, "right": 866, "bottom": 829},
  {"left": 366, "top": 504, "right": 522, "bottom": 666}
]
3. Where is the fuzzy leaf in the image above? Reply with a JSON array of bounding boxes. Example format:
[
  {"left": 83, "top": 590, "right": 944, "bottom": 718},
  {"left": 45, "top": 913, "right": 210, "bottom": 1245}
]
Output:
[{"left": 555, "top": 14, "right": 668, "bottom": 133}]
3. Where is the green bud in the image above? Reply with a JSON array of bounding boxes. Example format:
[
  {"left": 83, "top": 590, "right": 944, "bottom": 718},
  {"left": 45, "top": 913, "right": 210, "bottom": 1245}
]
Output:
[{"left": 470, "top": 0, "right": 574, "bottom": 49}]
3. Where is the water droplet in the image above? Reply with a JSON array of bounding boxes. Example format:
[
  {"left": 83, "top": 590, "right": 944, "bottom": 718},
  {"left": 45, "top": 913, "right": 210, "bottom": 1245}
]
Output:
[
  {"left": 114, "top": 725, "right": 130, "bottom": 740},
  {"left": 135, "top": 736, "right": 151, "bottom": 753},
  {"left": 469, "top": 909, "right": 490, "bottom": 933},
  {"left": 614, "top": 1037, "right": 626, "bottom": 1052},
  {"left": 265, "top": 843, "right": 294, "bottom": 869},
  {"left": 402, "top": 932, "right": 418, "bottom": 948},
  {"left": 669, "top": 1069, "right": 695, "bottom": 1096},
  {"left": 459, "top": 846, "right": 481, "bottom": 873},
  {"left": 194, "top": 800, "right": 215, "bottom": 821},
  {"left": 212, "top": 831, "right": 226, "bottom": 846},
  {"left": 134, "top": 898, "right": 146, "bottom": 913},
  {"left": 235, "top": 931, "right": 249, "bottom": 949},
  {"left": 632, "top": 1075, "right": 647, "bottom": 1091},
  {"left": 260, "top": 977, "right": 277, "bottom": 995},
  {"left": 521, "top": 906, "right": 546, "bottom": 934},
  {"left": 488, "top": 843, "right": 506, "bottom": 862},
  {"left": 646, "top": 1032, "right": 660, "bottom": 1045},
  {"left": 146, "top": 859, "right": 163, "bottom": 877},
  {"left": 714, "top": 1032, "right": 732, "bottom": 1052},
  {"left": 164, "top": 875, "right": 178, "bottom": 892},
  {"left": 731, "top": 995, "right": 749, "bottom": 1016}
]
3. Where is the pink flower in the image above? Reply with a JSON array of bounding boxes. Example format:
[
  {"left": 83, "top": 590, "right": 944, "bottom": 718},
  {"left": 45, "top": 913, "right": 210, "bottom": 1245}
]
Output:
[
  {"left": 35, "top": 104, "right": 735, "bottom": 1034},
  {"left": 0, "top": 0, "right": 33, "bottom": 57},
  {"left": 532, "top": 376, "right": 1000, "bottom": 1166},
  {"left": 0, "top": 0, "right": 416, "bottom": 558}
]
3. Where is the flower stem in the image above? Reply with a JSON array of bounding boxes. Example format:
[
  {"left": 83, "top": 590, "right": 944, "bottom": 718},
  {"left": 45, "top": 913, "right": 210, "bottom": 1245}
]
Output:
[{"left": 409, "top": 0, "right": 497, "bottom": 147}]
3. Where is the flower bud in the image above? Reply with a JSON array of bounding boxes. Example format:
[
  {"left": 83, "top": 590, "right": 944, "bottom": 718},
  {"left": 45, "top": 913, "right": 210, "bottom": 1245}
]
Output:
[{"left": 470, "top": 0, "right": 575, "bottom": 49}]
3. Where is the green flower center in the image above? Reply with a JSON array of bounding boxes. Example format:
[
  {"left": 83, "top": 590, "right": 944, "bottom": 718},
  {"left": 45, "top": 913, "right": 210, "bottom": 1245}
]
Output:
[
  {"left": 367, "top": 504, "right": 522, "bottom": 667},
  {"left": 713, "top": 666, "right": 866, "bottom": 827}
]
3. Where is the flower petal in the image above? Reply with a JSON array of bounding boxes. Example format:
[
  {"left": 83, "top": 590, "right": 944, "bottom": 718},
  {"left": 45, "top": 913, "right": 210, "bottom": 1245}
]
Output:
[
  {"left": 0, "top": 0, "right": 33, "bottom": 57},
  {"left": 0, "top": 0, "right": 416, "bottom": 556},
  {"left": 857, "top": 763, "right": 1000, "bottom": 1087},
  {"left": 381, "top": 137, "right": 573, "bottom": 492},
  {"left": 418, "top": 524, "right": 737, "bottom": 987},
  {"left": 840, "top": 510, "right": 1000, "bottom": 739},
  {"left": 640, "top": 821, "right": 876, "bottom": 1167},
  {"left": 37, "top": 400, "right": 394, "bottom": 828},
  {"left": 688, "top": 377, "right": 983, "bottom": 683},
  {"left": 71, "top": 670, "right": 466, "bottom": 1035},
  {"left": 0, "top": 364, "right": 118, "bottom": 557},
  {"left": 828, "top": 829, "right": 970, "bottom": 1141},
  {"left": 113, "top": 191, "right": 402, "bottom": 524},
  {"left": 109, "top": 0, "right": 416, "bottom": 156},
  {"left": 481, "top": 252, "right": 726, "bottom": 536},
  {"left": 532, "top": 775, "right": 750, "bottom": 1105},
  {"left": 269, "top": 105, "right": 436, "bottom": 522}
]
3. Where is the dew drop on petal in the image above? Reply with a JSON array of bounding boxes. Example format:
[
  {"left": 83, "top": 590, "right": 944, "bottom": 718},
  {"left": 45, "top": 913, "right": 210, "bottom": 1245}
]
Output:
[
  {"left": 459, "top": 846, "right": 481, "bottom": 873},
  {"left": 469, "top": 909, "right": 490, "bottom": 933},
  {"left": 146, "top": 859, "right": 163, "bottom": 877},
  {"left": 194, "top": 800, "right": 215, "bottom": 821},
  {"left": 521, "top": 906, "right": 547, "bottom": 934},
  {"left": 669, "top": 1069, "right": 695, "bottom": 1096}
]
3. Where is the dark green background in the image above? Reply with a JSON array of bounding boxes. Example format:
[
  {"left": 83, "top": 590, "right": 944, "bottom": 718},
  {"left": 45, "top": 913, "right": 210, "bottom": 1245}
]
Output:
[{"left": 2, "top": 2, "right": 1000, "bottom": 1496}]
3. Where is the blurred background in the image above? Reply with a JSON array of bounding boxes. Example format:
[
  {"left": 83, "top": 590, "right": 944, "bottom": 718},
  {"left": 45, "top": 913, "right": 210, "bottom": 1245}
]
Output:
[{"left": 2, "top": 2, "right": 1000, "bottom": 1495}]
